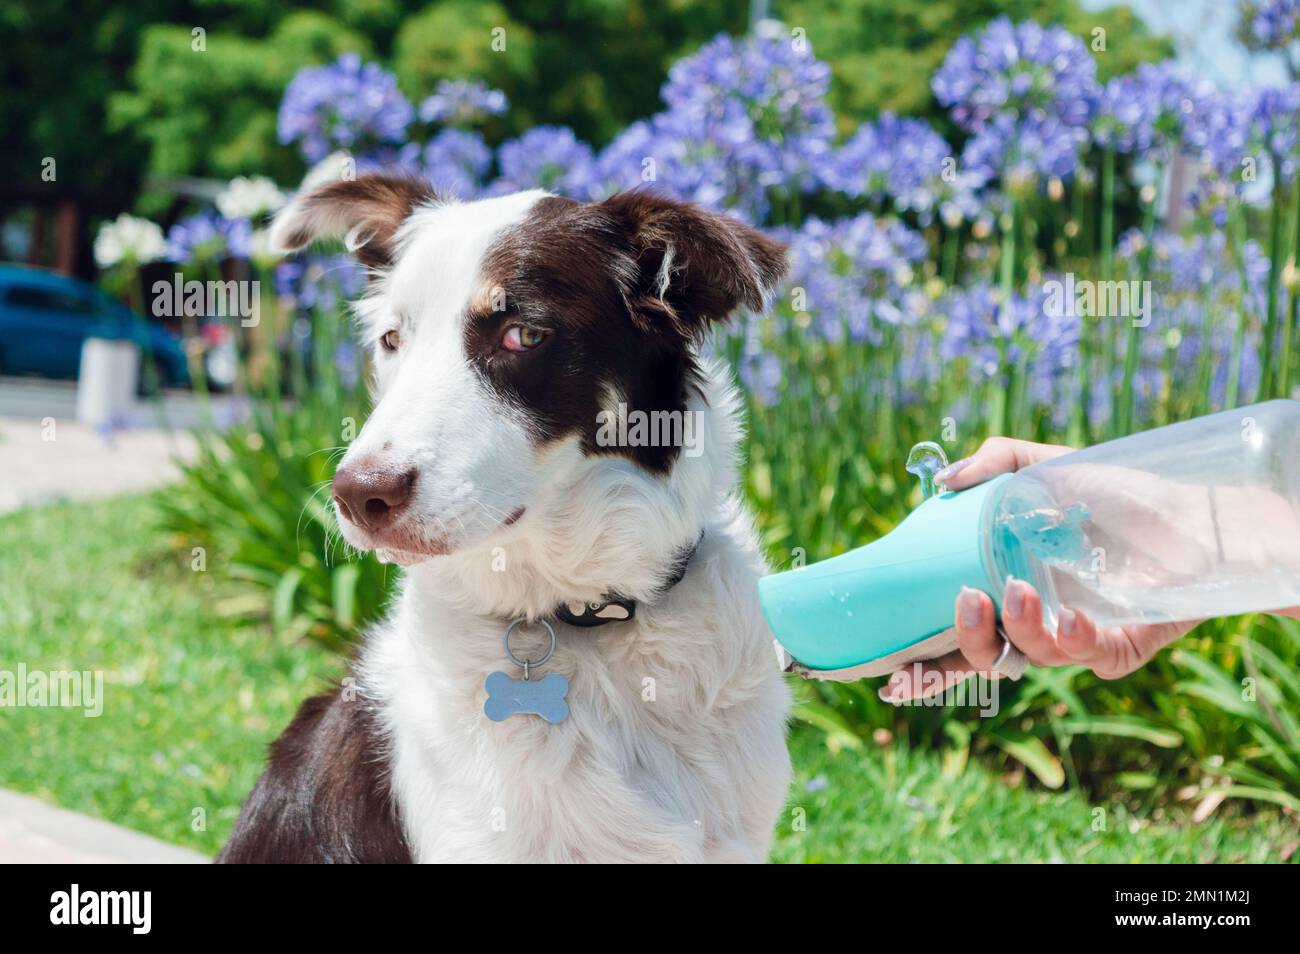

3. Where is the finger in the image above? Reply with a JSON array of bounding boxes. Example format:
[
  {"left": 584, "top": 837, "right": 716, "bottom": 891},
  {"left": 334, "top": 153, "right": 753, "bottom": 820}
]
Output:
[
  {"left": 1002, "top": 578, "right": 1070, "bottom": 666},
  {"left": 879, "top": 650, "right": 983, "bottom": 703},
  {"left": 939, "top": 437, "right": 1072, "bottom": 491},
  {"left": 1054, "top": 606, "right": 1104, "bottom": 665},
  {"left": 953, "top": 586, "right": 1002, "bottom": 670},
  {"left": 1055, "top": 608, "right": 1143, "bottom": 678}
]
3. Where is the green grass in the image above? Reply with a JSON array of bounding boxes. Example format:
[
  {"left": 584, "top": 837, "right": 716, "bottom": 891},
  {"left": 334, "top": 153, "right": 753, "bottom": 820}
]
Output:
[
  {"left": 0, "top": 494, "right": 343, "bottom": 856},
  {"left": 1, "top": 493, "right": 1293, "bottom": 862},
  {"left": 775, "top": 731, "right": 1297, "bottom": 863}
]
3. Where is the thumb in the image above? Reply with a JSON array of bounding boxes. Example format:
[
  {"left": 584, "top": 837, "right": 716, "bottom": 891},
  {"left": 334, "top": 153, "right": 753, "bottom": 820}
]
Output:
[{"left": 940, "top": 437, "right": 1073, "bottom": 491}]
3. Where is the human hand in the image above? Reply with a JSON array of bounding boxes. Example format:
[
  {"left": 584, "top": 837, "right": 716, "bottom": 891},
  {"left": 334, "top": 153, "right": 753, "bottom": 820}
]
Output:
[{"left": 880, "top": 437, "right": 1199, "bottom": 703}]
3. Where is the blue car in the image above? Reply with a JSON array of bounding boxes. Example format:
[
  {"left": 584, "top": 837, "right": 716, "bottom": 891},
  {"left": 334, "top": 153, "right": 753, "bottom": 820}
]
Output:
[{"left": 0, "top": 264, "right": 191, "bottom": 388}]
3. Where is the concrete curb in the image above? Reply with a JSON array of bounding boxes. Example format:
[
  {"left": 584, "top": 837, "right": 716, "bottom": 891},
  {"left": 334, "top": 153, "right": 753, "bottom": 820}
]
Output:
[{"left": 0, "top": 789, "right": 210, "bottom": 864}]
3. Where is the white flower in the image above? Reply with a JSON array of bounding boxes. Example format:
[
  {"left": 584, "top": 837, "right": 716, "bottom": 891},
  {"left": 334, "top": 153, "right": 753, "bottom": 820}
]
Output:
[
  {"left": 216, "top": 175, "right": 286, "bottom": 221},
  {"left": 94, "top": 214, "right": 166, "bottom": 269}
]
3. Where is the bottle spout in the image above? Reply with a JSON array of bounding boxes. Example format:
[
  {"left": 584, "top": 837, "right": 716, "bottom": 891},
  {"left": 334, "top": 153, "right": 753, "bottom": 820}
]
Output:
[{"left": 906, "top": 441, "right": 949, "bottom": 500}]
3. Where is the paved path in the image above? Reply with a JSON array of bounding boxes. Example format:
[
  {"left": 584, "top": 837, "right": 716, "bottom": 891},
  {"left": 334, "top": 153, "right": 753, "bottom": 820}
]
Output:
[
  {"left": 0, "top": 416, "right": 198, "bottom": 514},
  {"left": 0, "top": 790, "right": 208, "bottom": 863},
  {"left": 0, "top": 376, "right": 242, "bottom": 513}
]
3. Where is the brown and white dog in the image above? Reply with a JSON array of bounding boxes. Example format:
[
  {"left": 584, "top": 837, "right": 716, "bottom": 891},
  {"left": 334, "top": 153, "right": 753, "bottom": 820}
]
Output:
[{"left": 218, "top": 176, "right": 792, "bottom": 863}]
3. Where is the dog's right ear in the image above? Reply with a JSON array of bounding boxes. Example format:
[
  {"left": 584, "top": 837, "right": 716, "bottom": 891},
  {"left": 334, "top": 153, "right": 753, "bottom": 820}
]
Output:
[{"left": 269, "top": 174, "right": 435, "bottom": 269}]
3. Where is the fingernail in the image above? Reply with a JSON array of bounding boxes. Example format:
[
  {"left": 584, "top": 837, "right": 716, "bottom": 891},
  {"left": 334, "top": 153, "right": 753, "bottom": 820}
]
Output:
[
  {"left": 958, "top": 587, "right": 984, "bottom": 628},
  {"left": 937, "top": 457, "right": 972, "bottom": 482},
  {"left": 1059, "top": 607, "right": 1078, "bottom": 637},
  {"left": 1004, "top": 578, "right": 1026, "bottom": 619}
]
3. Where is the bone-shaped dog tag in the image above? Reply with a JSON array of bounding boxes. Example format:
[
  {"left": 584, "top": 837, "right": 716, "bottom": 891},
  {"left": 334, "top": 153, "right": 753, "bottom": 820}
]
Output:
[{"left": 483, "top": 671, "right": 570, "bottom": 724}]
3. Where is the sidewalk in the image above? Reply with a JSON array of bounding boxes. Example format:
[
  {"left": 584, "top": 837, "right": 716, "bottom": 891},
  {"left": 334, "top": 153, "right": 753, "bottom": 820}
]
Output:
[
  {"left": 0, "top": 789, "right": 208, "bottom": 863},
  {"left": 0, "top": 374, "right": 240, "bottom": 513},
  {"left": 0, "top": 416, "right": 199, "bottom": 514}
]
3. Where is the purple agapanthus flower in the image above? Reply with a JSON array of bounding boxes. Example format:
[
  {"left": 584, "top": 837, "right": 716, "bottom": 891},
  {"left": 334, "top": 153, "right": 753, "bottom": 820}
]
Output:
[
  {"left": 934, "top": 18, "right": 1098, "bottom": 184},
  {"left": 933, "top": 17, "right": 1099, "bottom": 132},
  {"left": 278, "top": 54, "right": 414, "bottom": 164},
  {"left": 653, "top": 25, "right": 836, "bottom": 219},
  {"left": 961, "top": 112, "right": 1089, "bottom": 188},
  {"left": 422, "top": 128, "right": 493, "bottom": 198},
  {"left": 274, "top": 254, "right": 366, "bottom": 313},
  {"left": 1092, "top": 61, "right": 1212, "bottom": 159},
  {"left": 939, "top": 281, "right": 1081, "bottom": 420},
  {"left": 165, "top": 210, "right": 253, "bottom": 264},
  {"left": 822, "top": 113, "right": 986, "bottom": 224},
  {"left": 1247, "top": 84, "right": 1300, "bottom": 165},
  {"left": 489, "top": 126, "right": 599, "bottom": 198},
  {"left": 1250, "top": 0, "right": 1300, "bottom": 46},
  {"left": 736, "top": 344, "right": 783, "bottom": 406},
  {"left": 418, "top": 79, "right": 508, "bottom": 126},
  {"left": 334, "top": 340, "right": 361, "bottom": 390},
  {"left": 1186, "top": 83, "right": 1300, "bottom": 206},
  {"left": 1103, "top": 227, "right": 1268, "bottom": 415},
  {"left": 595, "top": 111, "right": 735, "bottom": 209},
  {"left": 1185, "top": 88, "right": 1253, "bottom": 183},
  {"left": 592, "top": 118, "right": 663, "bottom": 197},
  {"left": 784, "top": 213, "right": 929, "bottom": 346},
  {"left": 584, "top": 25, "right": 836, "bottom": 222}
]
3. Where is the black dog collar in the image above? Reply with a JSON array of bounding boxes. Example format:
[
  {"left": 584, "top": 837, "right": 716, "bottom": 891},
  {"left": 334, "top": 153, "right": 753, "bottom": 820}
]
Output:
[{"left": 550, "top": 533, "right": 702, "bottom": 628}]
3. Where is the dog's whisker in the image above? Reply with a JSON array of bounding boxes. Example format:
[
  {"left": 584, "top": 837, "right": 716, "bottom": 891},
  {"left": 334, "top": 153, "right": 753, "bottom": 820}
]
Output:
[{"left": 298, "top": 481, "right": 338, "bottom": 554}]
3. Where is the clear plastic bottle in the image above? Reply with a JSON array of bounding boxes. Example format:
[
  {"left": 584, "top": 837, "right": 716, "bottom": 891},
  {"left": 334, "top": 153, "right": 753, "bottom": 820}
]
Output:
[{"left": 985, "top": 400, "right": 1300, "bottom": 629}]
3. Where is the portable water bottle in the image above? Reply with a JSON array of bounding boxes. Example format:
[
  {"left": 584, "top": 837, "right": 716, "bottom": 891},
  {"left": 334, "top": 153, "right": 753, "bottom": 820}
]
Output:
[{"left": 759, "top": 400, "right": 1300, "bottom": 678}]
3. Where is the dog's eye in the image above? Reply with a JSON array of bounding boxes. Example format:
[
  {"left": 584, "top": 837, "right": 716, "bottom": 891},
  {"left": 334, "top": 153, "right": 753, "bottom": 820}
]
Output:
[
  {"left": 501, "top": 325, "right": 546, "bottom": 353},
  {"left": 380, "top": 329, "right": 400, "bottom": 352}
]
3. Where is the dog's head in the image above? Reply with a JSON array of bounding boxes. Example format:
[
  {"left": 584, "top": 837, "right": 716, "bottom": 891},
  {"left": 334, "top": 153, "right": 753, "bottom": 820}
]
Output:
[{"left": 271, "top": 174, "right": 786, "bottom": 569}]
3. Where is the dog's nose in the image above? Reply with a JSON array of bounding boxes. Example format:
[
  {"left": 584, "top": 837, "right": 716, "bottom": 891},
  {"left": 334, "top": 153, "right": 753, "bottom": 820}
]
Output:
[{"left": 333, "top": 464, "right": 416, "bottom": 531}]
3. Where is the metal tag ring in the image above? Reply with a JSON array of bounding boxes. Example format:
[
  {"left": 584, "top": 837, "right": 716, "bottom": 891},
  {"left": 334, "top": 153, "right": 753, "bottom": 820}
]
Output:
[{"left": 504, "top": 617, "right": 557, "bottom": 672}]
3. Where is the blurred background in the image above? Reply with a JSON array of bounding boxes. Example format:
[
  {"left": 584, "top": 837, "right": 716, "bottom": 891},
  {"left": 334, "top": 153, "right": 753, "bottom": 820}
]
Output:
[{"left": 1, "top": 0, "right": 1299, "bottom": 862}]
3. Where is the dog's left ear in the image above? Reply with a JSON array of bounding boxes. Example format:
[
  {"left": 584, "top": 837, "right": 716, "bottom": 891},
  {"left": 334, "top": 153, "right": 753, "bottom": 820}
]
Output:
[
  {"left": 269, "top": 173, "right": 435, "bottom": 269},
  {"left": 601, "top": 192, "right": 788, "bottom": 341}
]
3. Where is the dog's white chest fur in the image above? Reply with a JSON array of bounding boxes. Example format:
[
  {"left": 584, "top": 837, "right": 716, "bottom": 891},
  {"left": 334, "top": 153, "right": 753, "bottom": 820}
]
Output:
[{"left": 362, "top": 507, "right": 791, "bottom": 863}]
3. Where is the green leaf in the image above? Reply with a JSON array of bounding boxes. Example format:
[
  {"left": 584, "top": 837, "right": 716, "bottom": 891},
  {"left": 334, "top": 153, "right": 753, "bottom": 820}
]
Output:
[
  {"left": 331, "top": 563, "right": 361, "bottom": 631},
  {"left": 1198, "top": 784, "right": 1300, "bottom": 814},
  {"left": 1055, "top": 716, "right": 1182, "bottom": 748},
  {"left": 272, "top": 567, "right": 304, "bottom": 632},
  {"left": 986, "top": 729, "right": 1064, "bottom": 788},
  {"left": 792, "top": 701, "right": 863, "bottom": 750}
]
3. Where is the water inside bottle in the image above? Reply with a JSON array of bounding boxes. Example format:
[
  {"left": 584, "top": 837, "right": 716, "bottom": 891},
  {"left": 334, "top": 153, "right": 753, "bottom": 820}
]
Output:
[{"left": 993, "top": 475, "right": 1300, "bottom": 628}]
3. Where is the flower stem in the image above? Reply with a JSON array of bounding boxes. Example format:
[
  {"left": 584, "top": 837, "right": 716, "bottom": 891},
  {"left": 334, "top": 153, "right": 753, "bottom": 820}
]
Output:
[
  {"left": 1116, "top": 174, "right": 1161, "bottom": 437},
  {"left": 1257, "top": 153, "right": 1285, "bottom": 401},
  {"left": 1096, "top": 147, "right": 1116, "bottom": 437},
  {"left": 1100, "top": 147, "right": 1116, "bottom": 280},
  {"left": 991, "top": 201, "right": 1017, "bottom": 436},
  {"left": 1280, "top": 166, "right": 1300, "bottom": 398},
  {"left": 1226, "top": 204, "right": 1251, "bottom": 409},
  {"left": 942, "top": 224, "right": 959, "bottom": 287}
]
